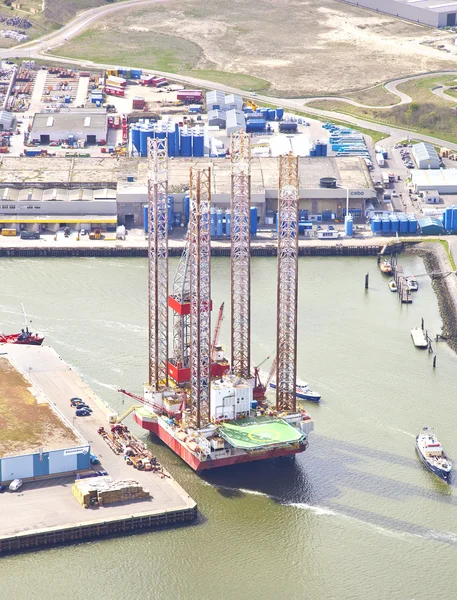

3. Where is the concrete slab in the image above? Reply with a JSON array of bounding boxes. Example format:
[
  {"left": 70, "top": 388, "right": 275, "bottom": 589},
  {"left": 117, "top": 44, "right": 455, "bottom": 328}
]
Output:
[{"left": 0, "top": 345, "right": 195, "bottom": 541}]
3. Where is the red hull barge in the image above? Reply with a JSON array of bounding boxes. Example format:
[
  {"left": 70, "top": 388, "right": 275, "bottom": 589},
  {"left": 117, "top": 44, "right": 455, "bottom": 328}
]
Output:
[{"left": 133, "top": 409, "right": 310, "bottom": 472}]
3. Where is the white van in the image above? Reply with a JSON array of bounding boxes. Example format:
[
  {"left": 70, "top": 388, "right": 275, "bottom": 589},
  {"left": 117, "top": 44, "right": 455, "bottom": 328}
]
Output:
[{"left": 9, "top": 479, "right": 23, "bottom": 492}]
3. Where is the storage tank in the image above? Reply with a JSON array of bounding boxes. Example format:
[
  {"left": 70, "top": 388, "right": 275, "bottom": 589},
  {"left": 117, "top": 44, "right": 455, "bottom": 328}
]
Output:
[
  {"left": 408, "top": 216, "right": 418, "bottom": 234},
  {"left": 210, "top": 207, "right": 217, "bottom": 237},
  {"left": 390, "top": 216, "right": 400, "bottom": 234},
  {"left": 344, "top": 215, "right": 353, "bottom": 236},
  {"left": 246, "top": 118, "right": 266, "bottom": 133},
  {"left": 275, "top": 108, "right": 284, "bottom": 120},
  {"left": 399, "top": 216, "right": 409, "bottom": 234},
  {"left": 250, "top": 207, "right": 258, "bottom": 235},
  {"left": 139, "top": 127, "right": 154, "bottom": 157},
  {"left": 321, "top": 143, "right": 328, "bottom": 157},
  {"left": 381, "top": 217, "right": 391, "bottom": 234},
  {"left": 167, "top": 129, "right": 176, "bottom": 157},
  {"left": 309, "top": 148, "right": 316, "bottom": 157},
  {"left": 180, "top": 131, "right": 192, "bottom": 157},
  {"left": 452, "top": 204, "right": 457, "bottom": 231},
  {"left": 279, "top": 122, "right": 297, "bottom": 133},
  {"left": 216, "top": 210, "right": 223, "bottom": 237},
  {"left": 225, "top": 209, "right": 231, "bottom": 236},
  {"left": 444, "top": 206, "right": 453, "bottom": 231},
  {"left": 372, "top": 218, "right": 381, "bottom": 233},
  {"left": 268, "top": 109, "right": 276, "bottom": 121},
  {"left": 315, "top": 143, "right": 322, "bottom": 157},
  {"left": 131, "top": 126, "right": 140, "bottom": 153},
  {"left": 184, "top": 195, "right": 190, "bottom": 225},
  {"left": 143, "top": 205, "right": 148, "bottom": 232},
  {"left": 192, "top": 134, "right": 204, "bottom": 157}
]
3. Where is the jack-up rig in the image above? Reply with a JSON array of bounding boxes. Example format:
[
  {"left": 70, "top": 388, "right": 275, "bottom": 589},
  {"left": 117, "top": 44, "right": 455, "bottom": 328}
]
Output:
[{"left": 120, "top": 134, "right": 313, "bottom": 471}]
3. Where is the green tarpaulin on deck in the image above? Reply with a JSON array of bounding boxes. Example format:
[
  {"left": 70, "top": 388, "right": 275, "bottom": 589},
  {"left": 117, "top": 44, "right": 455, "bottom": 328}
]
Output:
[{"left": 219, "top": 417, "right": 304, "bottom": 450}]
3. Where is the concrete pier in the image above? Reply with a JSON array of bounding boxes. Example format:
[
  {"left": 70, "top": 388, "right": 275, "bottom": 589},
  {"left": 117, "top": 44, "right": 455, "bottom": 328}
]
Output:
[{"left": 0, "top": 345, "right": 197, "bottom": 555}]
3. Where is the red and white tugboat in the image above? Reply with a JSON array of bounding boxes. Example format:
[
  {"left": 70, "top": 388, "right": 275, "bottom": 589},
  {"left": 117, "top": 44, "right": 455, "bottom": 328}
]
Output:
[{"left": 0, "top": 305, "right": 44, "bottom": 346}]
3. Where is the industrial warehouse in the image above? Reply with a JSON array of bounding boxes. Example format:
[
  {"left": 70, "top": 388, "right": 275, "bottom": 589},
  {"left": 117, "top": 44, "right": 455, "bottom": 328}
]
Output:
[
  {"left": 0, "top": 155, "right": 374, "bottom": 233},
  {"left": 343, "top": 0, "right": 457, "bottom": 27}
]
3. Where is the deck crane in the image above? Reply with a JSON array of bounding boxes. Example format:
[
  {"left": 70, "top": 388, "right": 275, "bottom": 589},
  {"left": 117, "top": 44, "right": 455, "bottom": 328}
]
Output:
[
  {"left": 211, "top": 302, "right": 224, "bottom": 361},
  {"left": 117, "top": 389, "right": 184, "bottom": 416},
  {"left": 252, "top": 354, "right": 271, "bottom": 400}
]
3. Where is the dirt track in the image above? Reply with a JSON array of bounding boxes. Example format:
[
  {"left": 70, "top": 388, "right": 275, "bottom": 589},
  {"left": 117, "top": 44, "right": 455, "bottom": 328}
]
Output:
[{"left": 63, "top": 0, "right": 457, "bottom": 96}]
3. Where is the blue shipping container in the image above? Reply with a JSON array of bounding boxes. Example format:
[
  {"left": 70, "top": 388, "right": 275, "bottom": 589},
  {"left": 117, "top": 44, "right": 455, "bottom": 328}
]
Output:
[{"left": 250, "top": 207, "right": 258, "bottom": 235}]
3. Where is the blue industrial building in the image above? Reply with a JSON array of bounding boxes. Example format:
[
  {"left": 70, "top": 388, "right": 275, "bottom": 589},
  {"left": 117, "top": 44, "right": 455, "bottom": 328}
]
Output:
[{"left": 0, "top": 445, "right": 91, "bottom": 483}]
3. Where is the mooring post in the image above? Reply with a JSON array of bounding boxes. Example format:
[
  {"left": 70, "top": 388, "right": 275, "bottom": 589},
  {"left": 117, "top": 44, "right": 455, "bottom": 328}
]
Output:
[
  {"left": 365, "top": 273, "right": 369, "bottom": 289},
  {"left": 421, "top": 317, "right": 424, "bottom": 331},
  {"left": 433, "top": 355, "right": 437, "bottom": 368}
]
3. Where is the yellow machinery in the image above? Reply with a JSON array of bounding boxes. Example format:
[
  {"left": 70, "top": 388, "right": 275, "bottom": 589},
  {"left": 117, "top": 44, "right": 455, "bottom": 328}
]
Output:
[{"left": 246, "top": 99, "right": 259, "bottom": 112}]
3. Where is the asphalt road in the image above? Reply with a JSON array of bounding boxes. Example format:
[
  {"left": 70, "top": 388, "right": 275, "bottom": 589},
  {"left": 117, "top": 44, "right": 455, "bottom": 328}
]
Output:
[{"left": 2, "top": 0, "right": 457, "bottom": 149}]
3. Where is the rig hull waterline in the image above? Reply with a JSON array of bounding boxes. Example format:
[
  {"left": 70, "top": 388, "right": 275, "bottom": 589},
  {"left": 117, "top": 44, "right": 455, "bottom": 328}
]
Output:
[{"left": 133, "top": 410, "right": 312, "bottom": 472}]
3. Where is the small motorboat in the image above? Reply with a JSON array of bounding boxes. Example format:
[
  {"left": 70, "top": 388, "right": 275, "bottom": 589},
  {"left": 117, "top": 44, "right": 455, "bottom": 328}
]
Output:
[
  {"left": 270, "top": 379, "right": 321, "bottom": 402},
  {"left": 416, "top": 427, "right": 452, "bottom": 482},
  {"left": 406, "top": 277, "right": 419, "bottom": 291},
  {"left": 388, "top": 280, "right": 397, "bottom": 292},
  {"left": 380, "top": 259, "right": 392, "bottom": 275}
]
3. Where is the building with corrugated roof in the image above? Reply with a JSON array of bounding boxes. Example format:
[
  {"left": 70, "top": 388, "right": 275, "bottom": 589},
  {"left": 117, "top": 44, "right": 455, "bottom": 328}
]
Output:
[
  {"left": 343, "top": 0, "right": 457, "bottom": 28},
  {"left": 412, "top": 142, "right": 441, "bottom": 170},
  {"left": 208, "top": 110, "right": 226, "bottom": 128},
  {"left": 30, "top": 109, "right": 108, "bottom": 145},
  {"left": 411, "top": 169, "right": 457, "bottom": 194},
  {"left": 206, "top": 90, "right": 226, "bottom": 112},
  {"left": 226, "top": 109, "right": 246, "bottom": 136}
]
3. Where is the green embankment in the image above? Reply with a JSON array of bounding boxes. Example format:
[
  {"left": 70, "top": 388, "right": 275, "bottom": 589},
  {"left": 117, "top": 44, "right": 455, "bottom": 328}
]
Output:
[{"left": 308, "top": 75, "right": 457, "bottom": 145}]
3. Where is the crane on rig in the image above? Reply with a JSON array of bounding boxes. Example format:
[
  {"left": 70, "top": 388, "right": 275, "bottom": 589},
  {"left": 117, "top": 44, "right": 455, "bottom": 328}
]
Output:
[
  {"left": 252, "top": 354, "right": 271, "bottom": 400},
  {"left": 211, "top": 302, "right": 224, "bottom": 362}
]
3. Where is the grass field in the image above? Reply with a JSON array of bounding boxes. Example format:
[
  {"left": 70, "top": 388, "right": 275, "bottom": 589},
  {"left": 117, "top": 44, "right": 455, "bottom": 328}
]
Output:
[
  {"left": 0, "top": 0, "right": 125, "bottom": 47},
  {"left": 55, "top": 0, "right": 457, "bottom": 97},
  {"left": 308, "top": 75, "right": 457, "bottom": 144},
  {"left": 0, "top": 357, "right": 79, "bottom": 458},
  {"left": 343, "top": 84, "right": 401, "bottom": 107}
]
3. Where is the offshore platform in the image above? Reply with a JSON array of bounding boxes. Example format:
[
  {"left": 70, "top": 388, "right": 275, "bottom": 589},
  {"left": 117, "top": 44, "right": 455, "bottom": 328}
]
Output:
[{"left": 120, "top": 133, "right": 313, "bottom": 471}]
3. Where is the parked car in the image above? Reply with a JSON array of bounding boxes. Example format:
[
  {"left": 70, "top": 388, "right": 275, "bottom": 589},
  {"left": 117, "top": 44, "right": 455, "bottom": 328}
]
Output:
[
  {"left": 75, "top": 408, "right": 91, "bottom": 417},
  {"left": 9, "top": 479, "right": 23, "bottom": 492},
  {"left": 0, "top": 485, "right": 6, "bottom": 493},
  {"left": 327, "top": 225, "right": 335, "bottom": 230},
  {"left": 70, "top": 397, "right": 83, "bottom": 406},
  {"left": 392, "top": 192, "right": 399, "bottom": 198},
  {"left": 75, "top": 403, "right": 91, "bottom": 411}
]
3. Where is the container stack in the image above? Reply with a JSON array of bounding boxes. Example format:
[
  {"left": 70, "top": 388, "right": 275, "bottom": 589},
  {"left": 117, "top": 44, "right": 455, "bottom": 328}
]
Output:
[{"left": 72, "top": 476, "right": 149, "bottom": 509}]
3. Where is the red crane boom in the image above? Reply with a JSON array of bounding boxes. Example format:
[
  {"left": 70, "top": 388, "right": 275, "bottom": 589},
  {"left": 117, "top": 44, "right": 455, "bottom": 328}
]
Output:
[{"left": 211, "top": 302, "right": 224, "bottom": 359}]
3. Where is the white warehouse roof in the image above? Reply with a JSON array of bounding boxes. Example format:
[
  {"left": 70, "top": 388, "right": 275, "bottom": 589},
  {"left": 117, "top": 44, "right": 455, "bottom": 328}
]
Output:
[
  {"left": 411, "top": 169, "right": 457, "bottom": 193},
  {"left": 206, "top": 90, "right": 226, "bottom": 107},
  {"left": 412, "top": 142, "right": 440, "bottom": 169},
  {"left": 226, "top": 109, "right": 246, "bottom": 134}
]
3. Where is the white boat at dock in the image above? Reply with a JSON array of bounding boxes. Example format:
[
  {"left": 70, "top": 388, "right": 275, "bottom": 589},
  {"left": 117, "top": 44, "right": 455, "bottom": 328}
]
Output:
[
  {"left": 406, "top": 277, "right": 419, "bottom": 291},
  {"left": 388, "top": 280, "right": 397, "bottom": 292},
  {"left": 411, "top": 327, "right": 428, "bottom": 349}
]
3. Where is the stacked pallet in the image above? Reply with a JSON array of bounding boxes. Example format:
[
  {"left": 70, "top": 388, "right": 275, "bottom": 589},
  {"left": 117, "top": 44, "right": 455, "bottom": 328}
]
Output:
[{"left": 72, "top": 476, "right": 150, "bottom": 508}]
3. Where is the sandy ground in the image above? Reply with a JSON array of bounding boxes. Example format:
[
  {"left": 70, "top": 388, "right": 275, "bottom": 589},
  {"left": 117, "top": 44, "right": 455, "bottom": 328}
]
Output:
[
  {"left": 0, "top": 355, "right": 79, "bottom": 458},
  {"left": 77, "top": 0, "right": 457, "bottom": 96}
]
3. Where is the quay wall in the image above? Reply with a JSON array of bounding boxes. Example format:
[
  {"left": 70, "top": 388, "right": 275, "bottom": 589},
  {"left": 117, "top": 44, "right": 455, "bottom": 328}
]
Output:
[
  {"left": 405, "top": 243, "right": 457, "bottom": 353},
  {"left": 0, "top": 506, "right": 198, "bottom": 555},
  {"left": 0, "top": 245, "right": 383, "bottom": 258}
]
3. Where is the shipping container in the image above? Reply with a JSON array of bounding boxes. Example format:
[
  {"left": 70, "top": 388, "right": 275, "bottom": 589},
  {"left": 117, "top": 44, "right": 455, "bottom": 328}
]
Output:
[{"left": 1, "top": 229, "right": 17, "bottom": 236}]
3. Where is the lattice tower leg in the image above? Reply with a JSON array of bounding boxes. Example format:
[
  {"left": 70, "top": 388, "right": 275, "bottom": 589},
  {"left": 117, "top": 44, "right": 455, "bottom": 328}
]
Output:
[
  {"left": 230, "top": 131, "right": 251, "bottom": 379},
  {"left": 276, "top": 153, "right": 299, "bottom": 412},
  {"left": 148, "top": 137, "right": 169, "bottom": 390},
  {"left": 189, "top": 167, "right": 212, "bottom": 428}
]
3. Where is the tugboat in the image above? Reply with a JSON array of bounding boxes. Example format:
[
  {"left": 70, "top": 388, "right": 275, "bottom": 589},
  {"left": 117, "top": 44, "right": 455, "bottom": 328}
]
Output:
[
  {"left": 0, "top": 304, "right": 44, "bottom": 346},
  {"left": 380, "top": 259, "right": 393, "bottom": 275},
  {"left": 0, "top": 327, "right": 44, "bottom": 346},
  {"left": 416, "top": 427, "right": 452, "bottom": 482}
]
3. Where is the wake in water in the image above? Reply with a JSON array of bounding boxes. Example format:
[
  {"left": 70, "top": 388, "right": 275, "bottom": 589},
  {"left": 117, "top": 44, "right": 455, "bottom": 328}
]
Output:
[{"left": 202, "top": 481, "right": 457, "bottom": 546}]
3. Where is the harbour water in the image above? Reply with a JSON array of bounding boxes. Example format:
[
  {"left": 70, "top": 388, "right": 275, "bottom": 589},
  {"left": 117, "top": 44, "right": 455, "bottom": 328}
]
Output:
[{"left": 2, "top": 255, "right": 457, "bottom": 599}]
